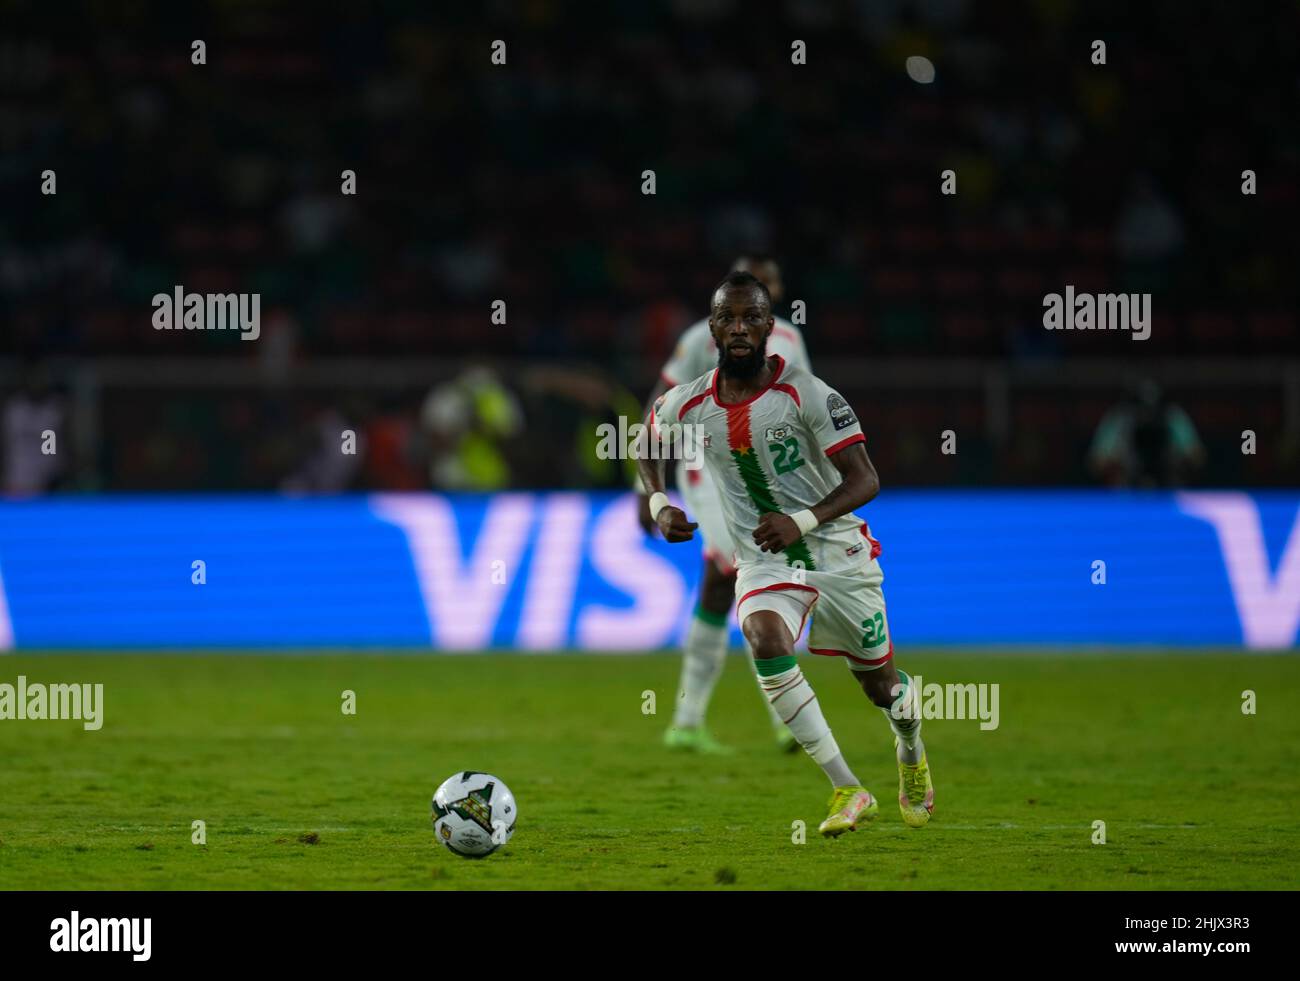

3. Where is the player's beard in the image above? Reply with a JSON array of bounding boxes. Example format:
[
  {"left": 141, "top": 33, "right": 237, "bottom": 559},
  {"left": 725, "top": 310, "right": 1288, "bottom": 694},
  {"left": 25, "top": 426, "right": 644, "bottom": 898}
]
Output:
[{"left": 718, "top": 336, "right": 768, "bottom": 381}]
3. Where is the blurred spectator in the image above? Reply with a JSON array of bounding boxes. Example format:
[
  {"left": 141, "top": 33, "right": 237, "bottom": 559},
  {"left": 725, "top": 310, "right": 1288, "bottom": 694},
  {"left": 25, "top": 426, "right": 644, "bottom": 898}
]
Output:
[
  {"left": 520, "top": 366, "right": 642, "bottom": 489},
  {"left": 281, "top": 401, "right": 367, "bottom": 494},
  {"left": 419, "top": 366, "right": 523, "bottom": 490},
  {"left": 2, "top": 366, "right": 66, "bottom": 494},
  {"left": 1089, "top": 380, "right": 1205, "bottom": 488},
  {"left": 361, "top": 400, "right": 425, "bottom": 491},
  {"left": 1115, "top": 175, "right": 1185, "bottom": 263}
]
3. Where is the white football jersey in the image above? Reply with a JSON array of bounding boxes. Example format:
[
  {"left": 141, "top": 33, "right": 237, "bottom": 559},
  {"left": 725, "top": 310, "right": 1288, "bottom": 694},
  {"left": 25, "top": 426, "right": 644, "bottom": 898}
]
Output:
[
  {"left": 659, "top": 316, "right": 809, "bottom": 388},
  {"left": 651, "top": 355, "right": 880, "bottom": 575}
]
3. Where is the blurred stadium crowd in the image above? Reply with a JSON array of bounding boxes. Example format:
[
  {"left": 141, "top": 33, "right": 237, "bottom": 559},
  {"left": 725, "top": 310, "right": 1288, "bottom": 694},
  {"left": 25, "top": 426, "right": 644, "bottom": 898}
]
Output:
[{"left": 1, "top": 1, "right": 1295, "bottom": 492}]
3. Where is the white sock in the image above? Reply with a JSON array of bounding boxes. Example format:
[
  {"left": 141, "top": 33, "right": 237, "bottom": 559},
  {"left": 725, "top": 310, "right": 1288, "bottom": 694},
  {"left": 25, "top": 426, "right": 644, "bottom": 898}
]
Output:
[
  {"left": 671, "top": 611, "right": 728, "bottom": 728},
  {"left": 881, "top": 669, "right": 925, "bottom": 765},
  {"left": 758, "top": 662, "right": 859, "bottom": 787},
  {"left": 745, "top": 638, "right": 788, "bottom": 732}
]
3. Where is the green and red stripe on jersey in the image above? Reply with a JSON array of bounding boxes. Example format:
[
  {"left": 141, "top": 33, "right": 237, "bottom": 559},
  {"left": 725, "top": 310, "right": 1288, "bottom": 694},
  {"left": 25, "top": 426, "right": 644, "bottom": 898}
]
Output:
[{"left": 723, "top": 400, "right": 816, "bottom": 571}]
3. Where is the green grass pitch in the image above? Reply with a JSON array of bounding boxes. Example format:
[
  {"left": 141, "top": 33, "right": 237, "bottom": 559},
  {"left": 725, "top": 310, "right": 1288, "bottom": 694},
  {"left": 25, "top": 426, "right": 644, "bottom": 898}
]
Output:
[{"left": 1, "top": 650, "right": 1298, "bottom": 890}]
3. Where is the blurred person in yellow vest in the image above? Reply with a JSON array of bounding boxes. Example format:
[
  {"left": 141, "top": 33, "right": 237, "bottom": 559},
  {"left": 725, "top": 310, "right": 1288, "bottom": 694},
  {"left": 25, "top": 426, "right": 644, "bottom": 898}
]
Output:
[{"left": 419, "top": 366, "right": 522, "bottom": 490}]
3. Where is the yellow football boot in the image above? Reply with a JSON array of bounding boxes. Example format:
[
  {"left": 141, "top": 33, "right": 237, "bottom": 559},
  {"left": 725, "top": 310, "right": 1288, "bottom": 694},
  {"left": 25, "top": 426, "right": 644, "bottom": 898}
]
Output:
[
  {"left": 818, "top": 786, "right": 878, "bottom": 837},
  {"left": 897, "top": 747, "right": 935, "bottom": 828}
]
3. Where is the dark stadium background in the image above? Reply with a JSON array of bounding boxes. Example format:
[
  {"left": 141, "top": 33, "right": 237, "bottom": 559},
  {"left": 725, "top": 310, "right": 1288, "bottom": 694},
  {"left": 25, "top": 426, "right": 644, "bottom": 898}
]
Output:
[{"left": 2, "top": 0, "right": 1295, "bottom": 494}]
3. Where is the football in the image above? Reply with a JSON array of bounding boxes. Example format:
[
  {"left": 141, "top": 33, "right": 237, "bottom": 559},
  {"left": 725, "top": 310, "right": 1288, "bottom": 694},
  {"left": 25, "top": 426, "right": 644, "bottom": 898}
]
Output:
[{"left": 430, "top": 771, "right": 517, "bottom": 858}]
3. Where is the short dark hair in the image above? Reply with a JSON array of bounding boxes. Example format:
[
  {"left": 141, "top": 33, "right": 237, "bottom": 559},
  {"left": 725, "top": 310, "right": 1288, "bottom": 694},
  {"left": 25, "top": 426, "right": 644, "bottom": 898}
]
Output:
[{"left": 711, "top": 270, "right": 771, "bottom": 310}]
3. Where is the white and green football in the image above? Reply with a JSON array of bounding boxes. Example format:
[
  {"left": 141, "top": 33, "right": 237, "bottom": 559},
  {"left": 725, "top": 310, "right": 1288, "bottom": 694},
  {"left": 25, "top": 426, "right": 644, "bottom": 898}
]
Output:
[{"left": 431, "top": 771, "right": 517, "bottom": 858}]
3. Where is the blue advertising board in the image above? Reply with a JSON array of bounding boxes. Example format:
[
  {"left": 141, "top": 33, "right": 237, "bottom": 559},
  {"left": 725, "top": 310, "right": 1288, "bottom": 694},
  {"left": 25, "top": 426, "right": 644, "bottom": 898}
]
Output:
[{"left": 0, "top": 491, "right": 1295, "bottom": 650}]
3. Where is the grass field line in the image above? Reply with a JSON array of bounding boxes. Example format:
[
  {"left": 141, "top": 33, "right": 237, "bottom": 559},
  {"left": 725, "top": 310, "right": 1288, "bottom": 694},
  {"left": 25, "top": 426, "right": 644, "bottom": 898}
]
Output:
[
  {"left": 93, "top": 826, "right": 359, "bottom": 834},
  {"left": 925, "top": 823, "right": 1200, "bottom": 831},
  {"left": 657, "top": 822, "right": 1202, "bottom": 833},
  {"left": 81, "top": 822, "right": 1200, "bottom": 837}
]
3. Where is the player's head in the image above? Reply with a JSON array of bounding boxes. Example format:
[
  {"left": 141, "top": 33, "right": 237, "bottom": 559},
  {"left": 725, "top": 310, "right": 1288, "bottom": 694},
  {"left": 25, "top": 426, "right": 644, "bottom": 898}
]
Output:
[
  {"left": 1130, "top": 377, "right": 1164, "bottom": 409},
  {"left": 731, "top": 254, "right": 783, "bottom": 305},
  {"left": 709, "top": 270, "right": 773, "bottom": 380}
]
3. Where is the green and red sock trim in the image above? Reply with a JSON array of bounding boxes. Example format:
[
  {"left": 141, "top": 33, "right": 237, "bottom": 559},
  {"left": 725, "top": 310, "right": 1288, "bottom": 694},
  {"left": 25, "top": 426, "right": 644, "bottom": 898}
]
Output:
[{"left": 754, "top": 654, "right": 798, "bottom": 677}]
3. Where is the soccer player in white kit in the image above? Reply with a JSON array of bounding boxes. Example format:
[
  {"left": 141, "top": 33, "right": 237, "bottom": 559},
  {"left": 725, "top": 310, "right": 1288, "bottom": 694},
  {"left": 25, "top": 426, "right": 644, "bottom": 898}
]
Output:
[
  {"left": 636, "top": 271, "right": 935, "bottom": 835},
  {"left": 638, "top": 256, "right": 809, "bottom": 754}
]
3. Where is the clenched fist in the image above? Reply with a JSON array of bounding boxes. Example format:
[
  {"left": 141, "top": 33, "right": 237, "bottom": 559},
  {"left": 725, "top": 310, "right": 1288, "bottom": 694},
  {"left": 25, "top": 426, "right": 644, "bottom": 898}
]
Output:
[
  {"left": 752, "top": 512, "right": 801, "bottom": 553},
  {"left": 656, "top": 505, "right": 699, "bottom": 543}
]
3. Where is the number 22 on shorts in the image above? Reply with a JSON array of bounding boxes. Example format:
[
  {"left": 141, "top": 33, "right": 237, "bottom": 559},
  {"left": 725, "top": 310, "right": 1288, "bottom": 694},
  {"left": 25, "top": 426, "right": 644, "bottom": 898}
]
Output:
[{"left": 861, "top": 611, "right": 886, "bottom": 649}]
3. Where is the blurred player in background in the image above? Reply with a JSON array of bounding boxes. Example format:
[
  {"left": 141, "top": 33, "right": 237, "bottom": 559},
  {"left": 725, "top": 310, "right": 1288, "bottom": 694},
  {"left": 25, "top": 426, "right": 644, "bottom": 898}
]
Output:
[
  {"left": 637, "top": 271, "right": 934, "bottom": 834},
  {"left": 638, "top": 256, "right": 809, "bottom": 754},
  {"left": 1088, "top": 378, "right": 1206, "bottom": 488}
]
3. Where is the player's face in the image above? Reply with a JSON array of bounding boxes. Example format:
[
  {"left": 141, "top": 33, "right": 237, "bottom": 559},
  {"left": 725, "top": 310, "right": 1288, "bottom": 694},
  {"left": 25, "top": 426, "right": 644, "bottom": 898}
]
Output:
[{"left": 710, "top": 286, "right": 773, "bottom": 379}]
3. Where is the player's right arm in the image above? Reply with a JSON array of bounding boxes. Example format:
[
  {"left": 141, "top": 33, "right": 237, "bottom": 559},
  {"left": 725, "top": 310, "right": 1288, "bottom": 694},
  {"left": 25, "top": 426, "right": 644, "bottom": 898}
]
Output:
[
  {"left": 635, "top": 322, "right": 710, "bottom": 532},
  {"left": 752, "top": 375, "right": 876, "bottom": 553},
  {"left": 634, "top": 376, "right": 672, "bottom": 533},
  {"left": 635, "top": 391, "right": 698, "bottom": 543}
]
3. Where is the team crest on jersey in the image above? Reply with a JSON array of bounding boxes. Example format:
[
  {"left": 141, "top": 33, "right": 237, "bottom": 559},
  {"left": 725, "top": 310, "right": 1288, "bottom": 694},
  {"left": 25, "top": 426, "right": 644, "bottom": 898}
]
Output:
[
  {"left": 827, "top": 393, "right": 857, "bottom": 431},
  {"left": 765, "top": 425, "right": 794, "bottom": 442}
]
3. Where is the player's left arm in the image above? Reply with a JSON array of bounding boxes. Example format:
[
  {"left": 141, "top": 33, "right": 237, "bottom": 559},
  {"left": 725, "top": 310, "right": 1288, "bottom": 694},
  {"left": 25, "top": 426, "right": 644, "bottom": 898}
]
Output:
[
  {"left": 752, "top": 443, "right": 878, "bottom": 552},
  {"left": 753, "top": 381, "right": 877, "bottom": 554}
]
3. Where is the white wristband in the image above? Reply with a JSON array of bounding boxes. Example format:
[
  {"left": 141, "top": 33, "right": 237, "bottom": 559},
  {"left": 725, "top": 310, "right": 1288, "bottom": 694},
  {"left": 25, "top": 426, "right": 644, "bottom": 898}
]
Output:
[
  {"left": 649, "top": 492, "right": 672, "bottom": 520},
  {"left": 791, "top": 509, "right": 820, "bottom": 536}
]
